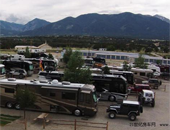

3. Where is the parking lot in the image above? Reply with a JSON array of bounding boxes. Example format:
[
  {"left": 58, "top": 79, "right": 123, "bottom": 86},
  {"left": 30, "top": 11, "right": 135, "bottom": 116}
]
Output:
[{"left": 0, "top": 75, "right": 169, "bottom": 130}]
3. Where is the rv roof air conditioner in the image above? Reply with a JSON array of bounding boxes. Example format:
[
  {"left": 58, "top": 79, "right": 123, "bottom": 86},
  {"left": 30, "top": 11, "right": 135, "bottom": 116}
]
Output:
[
  {"left": 62, "top": 81, "right": 71, "bottom": 85},
  {"left": 51, "top": 79, "right": 59, "bottom": 84},
  {"left": 8, "top": 78, "right": 16, "bottom": 81}
]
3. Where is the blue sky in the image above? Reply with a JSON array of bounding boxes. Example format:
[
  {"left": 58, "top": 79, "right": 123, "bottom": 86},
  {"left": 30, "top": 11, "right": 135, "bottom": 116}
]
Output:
[{"left": 0, "top": 0, "right": 169, "bottom": 24}]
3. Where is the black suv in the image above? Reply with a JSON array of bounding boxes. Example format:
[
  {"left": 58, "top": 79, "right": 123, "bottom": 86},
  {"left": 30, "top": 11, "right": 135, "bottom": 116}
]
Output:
[{"left": 106, "top": 100, "right": 143, "bottom": 121}]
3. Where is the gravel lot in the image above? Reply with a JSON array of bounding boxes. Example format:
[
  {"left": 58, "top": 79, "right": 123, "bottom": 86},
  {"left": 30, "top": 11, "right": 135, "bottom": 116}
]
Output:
[{"left": 0, "top": 75, "right": 169, "bottom": 130}]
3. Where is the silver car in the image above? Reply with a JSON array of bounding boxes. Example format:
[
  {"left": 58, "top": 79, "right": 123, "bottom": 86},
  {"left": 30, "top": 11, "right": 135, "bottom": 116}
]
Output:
[
  {"left": 97, "top": 88, "right": 128, "bottom": 102},
  {"left": 9, "top": 68, "right": 27, "bottom": 79}
]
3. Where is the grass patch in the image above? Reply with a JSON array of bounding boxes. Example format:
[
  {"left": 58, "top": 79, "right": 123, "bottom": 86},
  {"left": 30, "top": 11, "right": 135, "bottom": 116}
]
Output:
[
  {"left": 0, "top": 120, "right": 11, "bottom": 126},
  {"left": 0, "top": 114, "right": 21, "bottom": 126}
]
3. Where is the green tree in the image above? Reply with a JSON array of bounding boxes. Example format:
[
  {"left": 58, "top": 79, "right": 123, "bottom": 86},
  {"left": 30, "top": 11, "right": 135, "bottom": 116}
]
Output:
[
  {"left": 15, "top": 88, "right": 36, "bottom": 119},
  {"left": 134, "top": 53, "right": 147, "bottom": 69},
  {"left": 48, "top": 53, "right": 54, "bottom": 59},
  {"left": 24, "top": 47, "right": 31, "bottom": 58},
  {"left": 102, "top": 65, "right": 110, "bottom": 74},
  {"left": 63, "top": 51, "right": 92, "bottom": 84},
  {"left": 63, "top": 47, "right": 72, "bottom": 64},
  {"left": 123, "top": 61, "right": 131, "bottom": 71}
]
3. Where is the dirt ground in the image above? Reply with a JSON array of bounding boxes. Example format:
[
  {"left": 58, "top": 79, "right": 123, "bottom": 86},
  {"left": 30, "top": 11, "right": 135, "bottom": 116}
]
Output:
[{"left": 0, "top": 77, "right": 169, "bottom": 130}]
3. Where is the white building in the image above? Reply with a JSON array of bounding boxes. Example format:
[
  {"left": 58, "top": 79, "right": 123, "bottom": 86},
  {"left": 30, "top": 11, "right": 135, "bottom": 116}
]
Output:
[
  {"left": 15, "top": 41, "right": 52, "bottom": 53},
  {"left": 74, "top": 50, "right": 170, "bottom": 65}
]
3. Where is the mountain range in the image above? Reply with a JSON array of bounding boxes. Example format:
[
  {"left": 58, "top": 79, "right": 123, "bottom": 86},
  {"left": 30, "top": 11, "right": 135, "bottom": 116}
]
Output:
[{"left": 0, "top": 12, "right": 169, "bottom": 40}]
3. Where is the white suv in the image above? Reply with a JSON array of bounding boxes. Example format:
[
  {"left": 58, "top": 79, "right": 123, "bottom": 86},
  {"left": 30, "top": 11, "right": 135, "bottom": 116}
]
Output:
[{"left": 138, "top": 90, "right": 155, "bottom": 107}]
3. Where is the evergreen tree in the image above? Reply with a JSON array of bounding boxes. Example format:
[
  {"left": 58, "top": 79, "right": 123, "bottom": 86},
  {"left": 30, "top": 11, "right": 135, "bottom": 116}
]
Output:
[
  {"left": 48, "top": 53, "right": 54, "bottom": 59},
  {"left": 63, "top": 47, "right": 72, "bottom": 64},
  {"left": 24, "top": 47, "right": 31, "bottom": 58},
  {"left": 134, "top": 53, "right": 147, "bottom": 69},
  {"left": 102, "top": 65, "right": 110, "bottom": 74},
  {"left": 63, "top": 51, "right": 92, "bottom": 84},
  {"left": 15, "top": 88, "right": 36, "bottom": 119}
]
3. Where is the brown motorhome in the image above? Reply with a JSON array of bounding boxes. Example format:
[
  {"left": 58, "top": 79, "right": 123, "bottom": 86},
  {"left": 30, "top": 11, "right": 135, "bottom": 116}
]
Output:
[{"left": 0, "top": 78, "right": 98, "bottom": 117}]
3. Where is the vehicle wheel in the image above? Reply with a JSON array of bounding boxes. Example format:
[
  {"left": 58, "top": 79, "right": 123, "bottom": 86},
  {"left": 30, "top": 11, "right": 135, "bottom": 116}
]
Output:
[
  {"left": 73, "top": 109, "right": 81, "bottom": 116},
  {"left": 109, "top": 111, "right": 116, "bottom": 119},
  {"left": 151, "top": 101, "right": 155, "bottom": 107},
  {"left": 19, "top": 74, "right": 23, "bottom": 79},
  {"left": 6, "top": 102, "right": 13, "bottom": 109},
  {"left": 129, "top": 113, "right": 136, "bottom": 121},
  {"left": 109, "top": 96, "right": 115, "bottom": 102},
  {"left": 15, "top": 103, "right": 20, "bottom": 110}
]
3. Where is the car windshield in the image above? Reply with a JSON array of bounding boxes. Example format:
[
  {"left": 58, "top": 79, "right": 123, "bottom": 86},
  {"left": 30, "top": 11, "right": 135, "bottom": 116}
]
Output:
[{"left": 145, "top": 93, "right": 153, "bottom": 97}]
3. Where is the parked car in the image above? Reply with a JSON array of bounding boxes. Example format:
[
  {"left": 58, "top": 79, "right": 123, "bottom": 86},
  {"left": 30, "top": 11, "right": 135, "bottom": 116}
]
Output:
[
  {"left": 138, "top": 90, "right": 155, "bottom": 107},
  {"left": 106, "top": 100, "right": 143, "bottom": 121},
  {"left": 148, "top": 79, "right": 161, "bottom": 89},
  {"left": 97, "top": 88, "right": 128, "bottom": 102},
  {"left": 8, "top": 68, "right": 27, "bottom": 79},
  {"left": 129, "top": 84, "right": 151, "bottom": 93}
]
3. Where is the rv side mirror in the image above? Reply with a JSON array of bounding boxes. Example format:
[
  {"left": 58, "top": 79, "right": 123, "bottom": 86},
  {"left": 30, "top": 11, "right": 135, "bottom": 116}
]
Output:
[{"left": 103, "top": 88, "right": 108, "bottom": 93}]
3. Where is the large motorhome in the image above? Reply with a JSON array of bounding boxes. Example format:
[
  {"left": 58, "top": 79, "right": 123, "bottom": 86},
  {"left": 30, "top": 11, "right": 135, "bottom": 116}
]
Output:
[
  {"left": 109, "top": 70, "right": 134, "bottom": 85},
  {"left": 2, "top": 60, "right": 33, "bottom": 76},
  {"left": 91, "top": 73, "right": 128, "bottom": 94},
  {"left": 25, "top": 58, "right": 58, "bottom": 72},
  {"left": 38, "top": 71, "right": 129, "bottom": 94},
  {"left": 0, "top": 78, "right": 98, "bottom": 117}
]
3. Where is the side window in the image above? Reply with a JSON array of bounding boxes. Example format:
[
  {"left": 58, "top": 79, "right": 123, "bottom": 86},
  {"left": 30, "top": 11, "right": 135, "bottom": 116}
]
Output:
[
  {"left": 62, "top": 92, "right": 76, "bottom": 100},
  {"left": 5, "top": 88, "right": 15, "bottom": 93},
  {"left": 80, "top": 93, "right": 91, "bottom": 104},
  {"left": 50, "top": 92, "right": 56, "bottom": 97}
]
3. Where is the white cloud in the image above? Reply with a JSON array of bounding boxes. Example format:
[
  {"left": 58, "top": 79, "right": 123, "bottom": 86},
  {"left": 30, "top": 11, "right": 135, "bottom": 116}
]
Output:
[{"left": 0, "top": 0, "right": 170, "bottom": 24}]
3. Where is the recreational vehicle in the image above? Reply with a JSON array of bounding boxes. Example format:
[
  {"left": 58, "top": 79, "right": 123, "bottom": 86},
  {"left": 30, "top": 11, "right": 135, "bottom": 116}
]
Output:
[
  {"left": 109, "top": 70, "right": 134, "bottom": 85},
  {"left": 0, "top": 78, "right": 98, "bottom": 117},
  {"left": 2, "top": 60, "right": 33, "bottom": 76}
]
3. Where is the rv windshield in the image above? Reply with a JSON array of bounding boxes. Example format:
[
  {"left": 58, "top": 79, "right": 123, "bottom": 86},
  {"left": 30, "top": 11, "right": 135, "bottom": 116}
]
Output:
[
  {"left": 93, "top": 93, "right": 97, "bottom": 102},
  {"left": 29, "top": 65, "right": 34, "bottom": 70},
  {"left": 0, "top": 68, "right": 6, "bottom": 74}
]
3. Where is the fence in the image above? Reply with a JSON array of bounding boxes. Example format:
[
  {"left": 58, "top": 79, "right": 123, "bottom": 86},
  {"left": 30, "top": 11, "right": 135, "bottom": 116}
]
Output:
[{"left": 45, "top": 119, "right": 109, "bottom": 130}]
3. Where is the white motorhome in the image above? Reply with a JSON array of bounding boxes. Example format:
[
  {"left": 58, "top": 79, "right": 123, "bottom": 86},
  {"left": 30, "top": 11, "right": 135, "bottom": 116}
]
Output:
[
  {"left": 131, "top": 68, "right": 153, "bottom": 77},
  {"left": 147, "top": 64, "right": 160, "bottom": 77}
]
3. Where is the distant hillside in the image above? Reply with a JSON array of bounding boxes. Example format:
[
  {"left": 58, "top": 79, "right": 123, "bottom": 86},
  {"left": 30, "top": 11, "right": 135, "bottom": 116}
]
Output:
[
  {"left": 0, "top": 20, "right": 23, "bottom": 31},
  {"left": 0, "top": 12, "right": 169, "bottom": 40},
  {"left": 21, "top": 12, "right": 169, "bottom": 40},
  {"left": 22, "top": 18, "right": 50, "bottom": 31},
  {"left": 154, "top": 14, "right": 170, "bottom": 23},
  {"left": 0, "top": 18, "right": 50, "bottom": 36}
]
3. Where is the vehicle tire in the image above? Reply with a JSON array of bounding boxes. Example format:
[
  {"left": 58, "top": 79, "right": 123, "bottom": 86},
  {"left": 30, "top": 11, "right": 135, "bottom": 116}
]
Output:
[
  {"left": 19, "top": 74, "right": 23, "bottom": 79},
  {"left": 151, "top": 100, "right": 155, "bottom": 107},
  {"left": 108, "top": 111, "right": 116, "bottom": 119},
  {"left": 73, "top": 109, "right": 81, "bottom": 116},
  {"left": 109, "top": 96, "right": 115, "bottom": 102},
  {"left": 15, "top": 103, "right": 20, "bottom": 110},
  {"left": 6, "top": 102, "right": 13, "bottom": 109},
  {"left": 129, "top": 113, "right": 136, "bottom": 121}
]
